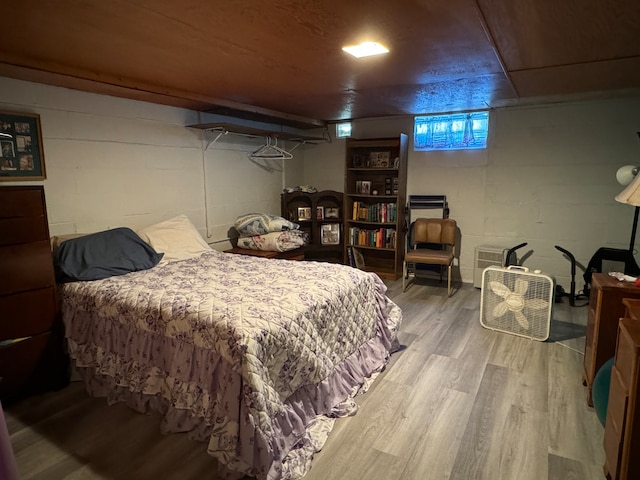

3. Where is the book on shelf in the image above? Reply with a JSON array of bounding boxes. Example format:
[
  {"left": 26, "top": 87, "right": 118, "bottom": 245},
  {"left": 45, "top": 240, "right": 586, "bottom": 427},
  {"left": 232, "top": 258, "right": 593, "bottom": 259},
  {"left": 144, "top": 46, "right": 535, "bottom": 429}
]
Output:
[
  {"left": 348, "top": 227, "right": 397, "bottom": 248},
  {"left": 351, "top": 247, "right": 366, "bottom": 270},
  {"left": 351, "top": 202, "right": 397, "bottom": 222}
]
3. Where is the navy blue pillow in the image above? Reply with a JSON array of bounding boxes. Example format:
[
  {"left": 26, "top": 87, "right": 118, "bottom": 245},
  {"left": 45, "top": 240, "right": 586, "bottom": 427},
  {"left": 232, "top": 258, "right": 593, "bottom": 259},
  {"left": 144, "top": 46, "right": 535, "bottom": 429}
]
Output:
[{"left": 54, "top": 227, "right": 164, "bottom": 282}]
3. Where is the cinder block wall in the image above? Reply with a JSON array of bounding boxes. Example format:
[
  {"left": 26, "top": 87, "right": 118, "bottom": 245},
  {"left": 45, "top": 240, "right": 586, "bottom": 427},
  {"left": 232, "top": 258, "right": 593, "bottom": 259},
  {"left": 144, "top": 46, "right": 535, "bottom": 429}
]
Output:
[
  {"left": 304, "top": 97, "right": 640, "bottom": 291},
  {"left": 0, "top": 77, "right": 288, "bottom": 249},
  {"left": 3, "top": 75, "right": 638, "bottom": 290}
]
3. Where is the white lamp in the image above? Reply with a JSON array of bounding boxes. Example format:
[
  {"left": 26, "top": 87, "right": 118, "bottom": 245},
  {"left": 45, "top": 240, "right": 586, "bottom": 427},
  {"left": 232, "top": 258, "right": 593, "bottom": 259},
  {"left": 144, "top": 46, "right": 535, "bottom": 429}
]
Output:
[
  {"left": 616, "top": 166, "right": 640, "bottom": 206},
  {"left": 615, "top": 167, "right": 640, "bottom": 264},
  {"left": 616, "top": 165, "right": 640, "bottom": 186}
]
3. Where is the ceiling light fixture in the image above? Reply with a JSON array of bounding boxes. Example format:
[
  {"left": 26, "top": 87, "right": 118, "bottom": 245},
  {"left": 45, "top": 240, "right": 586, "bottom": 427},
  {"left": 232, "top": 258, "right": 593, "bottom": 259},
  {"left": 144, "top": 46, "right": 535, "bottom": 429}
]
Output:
[{"left": 342, "top": 42, "right": 389, "bottom": 58}]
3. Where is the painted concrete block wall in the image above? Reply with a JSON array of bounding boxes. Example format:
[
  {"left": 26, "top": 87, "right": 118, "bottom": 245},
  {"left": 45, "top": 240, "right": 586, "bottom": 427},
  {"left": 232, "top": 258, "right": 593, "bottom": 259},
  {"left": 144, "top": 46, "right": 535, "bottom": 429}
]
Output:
[
  {"left": 3, "top": 75, "right": 638, "bottom": 292},
  {"left": 0, "top": 77, "right": 288, "bottom": 249},
  {"left": 303, "top": 96, "right": 640, "bottom": 291}
]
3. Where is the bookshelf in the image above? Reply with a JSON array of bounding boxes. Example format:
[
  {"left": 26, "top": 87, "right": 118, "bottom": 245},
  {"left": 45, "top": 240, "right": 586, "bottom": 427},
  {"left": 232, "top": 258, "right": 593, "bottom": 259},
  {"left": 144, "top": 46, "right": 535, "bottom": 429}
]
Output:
[{"left": 343, "top": 134, "right": 408, "bottom": 279}]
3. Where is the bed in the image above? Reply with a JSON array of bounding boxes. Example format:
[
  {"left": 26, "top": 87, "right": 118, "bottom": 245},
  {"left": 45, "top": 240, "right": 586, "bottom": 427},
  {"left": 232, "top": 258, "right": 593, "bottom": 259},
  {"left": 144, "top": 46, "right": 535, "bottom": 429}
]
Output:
[{"left": 56, "top": 218, "right": 402, "bottom": 480}]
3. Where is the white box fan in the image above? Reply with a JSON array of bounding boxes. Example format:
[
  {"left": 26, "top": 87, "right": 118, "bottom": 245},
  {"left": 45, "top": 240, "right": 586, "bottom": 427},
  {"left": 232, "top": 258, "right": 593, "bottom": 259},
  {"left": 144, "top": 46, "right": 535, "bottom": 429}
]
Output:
[{"left": 480, "top": 266, "right": 555, "bottom": 341}]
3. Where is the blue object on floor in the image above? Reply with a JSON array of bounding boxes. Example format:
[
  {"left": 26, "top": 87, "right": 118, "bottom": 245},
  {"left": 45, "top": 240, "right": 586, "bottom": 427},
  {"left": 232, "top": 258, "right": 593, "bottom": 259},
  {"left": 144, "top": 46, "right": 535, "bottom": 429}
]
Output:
[{"left": 593, "top": 356, "right": 615, "bottom": 426}]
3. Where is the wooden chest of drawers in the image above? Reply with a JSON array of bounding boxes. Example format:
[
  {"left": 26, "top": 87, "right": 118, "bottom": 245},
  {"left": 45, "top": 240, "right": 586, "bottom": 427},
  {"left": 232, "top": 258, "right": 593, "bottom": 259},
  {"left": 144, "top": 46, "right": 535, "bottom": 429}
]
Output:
[
  {"left": 603, "top": 316, "right": 640, "bottom": 480},
  {"left": 583, "top": 273, "right": 640, "bottom": 406},
  {"left": 0, "top": 185, "right": 68, "bottom": 401}
]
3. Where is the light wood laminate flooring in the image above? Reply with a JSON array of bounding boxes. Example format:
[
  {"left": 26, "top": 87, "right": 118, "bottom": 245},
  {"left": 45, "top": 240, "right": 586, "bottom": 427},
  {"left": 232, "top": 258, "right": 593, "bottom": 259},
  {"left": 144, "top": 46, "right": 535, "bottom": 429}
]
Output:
[{"left": 5, "top": 280, "right": 604, "bottom": 479}]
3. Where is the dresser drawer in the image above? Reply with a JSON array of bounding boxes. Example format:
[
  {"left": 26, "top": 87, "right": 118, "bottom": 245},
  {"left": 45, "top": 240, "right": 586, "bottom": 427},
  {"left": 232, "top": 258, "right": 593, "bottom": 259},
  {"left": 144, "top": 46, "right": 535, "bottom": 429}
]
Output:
[
  {"left": 607, "top": 366, "right": 629, "bottom": 436},
  {"left": 0, "top": 332, "right": 66, "bottom": 400},
  {"left": 0, "top": 241, "right": 55, "bottom": 295},
  {"left": 616, "top": 327, "right": 639, "bottom": 389},
  {"left": 0, "top": 287, "right": 57, "bottom": 341},
  {"left": 0, "top": 186, "right": 45, "bottom": 219},
  {"left": 603, "top": 366, "right": 628, "bottom": 480},
  {"left": 0, "top": 216, "right": 48, "bottom": 246}
]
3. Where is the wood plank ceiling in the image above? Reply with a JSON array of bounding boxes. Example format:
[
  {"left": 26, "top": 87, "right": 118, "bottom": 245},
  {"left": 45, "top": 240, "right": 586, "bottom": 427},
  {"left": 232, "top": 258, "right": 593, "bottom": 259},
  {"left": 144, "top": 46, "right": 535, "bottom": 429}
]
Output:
[{"left": 0, "top": 0, "right": 639, "bottom": 128}]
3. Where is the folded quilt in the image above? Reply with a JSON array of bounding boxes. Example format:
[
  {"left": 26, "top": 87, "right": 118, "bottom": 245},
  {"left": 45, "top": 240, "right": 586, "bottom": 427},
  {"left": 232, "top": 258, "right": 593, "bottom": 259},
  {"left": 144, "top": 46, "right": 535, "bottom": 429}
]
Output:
[
  {"left": 237, "top": 230, "right": 306, "bottom": 252},
  {"left": 234, "top": 213, "right": 299, "bottom": 237}
]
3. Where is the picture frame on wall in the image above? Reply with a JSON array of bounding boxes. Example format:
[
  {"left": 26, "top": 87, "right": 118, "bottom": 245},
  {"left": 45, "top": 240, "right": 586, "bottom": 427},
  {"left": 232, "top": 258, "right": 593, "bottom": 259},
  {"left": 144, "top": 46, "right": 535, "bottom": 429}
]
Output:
[
  {"left": 0, "top": 110, "right": 46, "bottom": 181},
  {"left": 316, "top": 205, "right": 325, "bottom": 220}
]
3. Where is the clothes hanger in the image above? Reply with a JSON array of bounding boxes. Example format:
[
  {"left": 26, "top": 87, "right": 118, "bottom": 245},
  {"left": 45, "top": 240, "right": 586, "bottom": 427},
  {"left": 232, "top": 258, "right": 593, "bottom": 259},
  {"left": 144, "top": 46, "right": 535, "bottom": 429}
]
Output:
[
  {"left": 245, "top": 137, "right": 286, "bottom": 172},
  {"left": 248, "top": 137, "right": 293, "bottom": 160}
]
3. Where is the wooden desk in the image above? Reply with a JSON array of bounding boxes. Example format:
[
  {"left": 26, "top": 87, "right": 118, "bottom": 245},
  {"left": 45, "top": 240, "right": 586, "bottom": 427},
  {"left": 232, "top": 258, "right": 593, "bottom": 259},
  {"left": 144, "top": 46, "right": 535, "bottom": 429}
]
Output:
[
  {"left": 584, "top": 273, "right": 640, "bottom": 406},
  {"left": 224, "top": 247, "right": 305, "bottom": 261}
]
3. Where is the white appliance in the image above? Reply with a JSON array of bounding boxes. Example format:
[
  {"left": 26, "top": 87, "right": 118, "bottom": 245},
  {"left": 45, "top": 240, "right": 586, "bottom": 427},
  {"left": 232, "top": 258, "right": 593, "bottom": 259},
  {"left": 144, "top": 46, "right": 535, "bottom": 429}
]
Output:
[
  {"left": 479, "top": 266, "right": 554, "bottom": 341},
  {"left": 473, "top": 245, "right": 515, "bottom": 288}
]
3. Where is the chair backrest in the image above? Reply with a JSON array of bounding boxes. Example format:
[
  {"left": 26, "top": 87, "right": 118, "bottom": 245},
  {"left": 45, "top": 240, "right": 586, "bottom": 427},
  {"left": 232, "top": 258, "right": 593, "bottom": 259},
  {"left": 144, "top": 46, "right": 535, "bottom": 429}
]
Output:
[{"left": 412, "top": 218, "right": 457, "bottom": 247}]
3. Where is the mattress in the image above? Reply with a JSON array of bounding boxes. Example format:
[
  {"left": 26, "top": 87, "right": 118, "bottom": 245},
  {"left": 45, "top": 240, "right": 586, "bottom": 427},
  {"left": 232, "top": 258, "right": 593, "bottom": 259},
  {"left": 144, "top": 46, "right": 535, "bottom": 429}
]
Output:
[{"left": 60, "top": 250, "right": 402, "bottom": 479}]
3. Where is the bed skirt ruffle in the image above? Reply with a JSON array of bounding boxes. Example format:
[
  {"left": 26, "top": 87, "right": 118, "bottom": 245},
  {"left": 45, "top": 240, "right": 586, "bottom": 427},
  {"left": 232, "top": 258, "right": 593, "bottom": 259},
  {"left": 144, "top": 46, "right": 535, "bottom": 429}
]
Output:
[{"left": 68, "top": 291, "right": 401, "bottom": 480}]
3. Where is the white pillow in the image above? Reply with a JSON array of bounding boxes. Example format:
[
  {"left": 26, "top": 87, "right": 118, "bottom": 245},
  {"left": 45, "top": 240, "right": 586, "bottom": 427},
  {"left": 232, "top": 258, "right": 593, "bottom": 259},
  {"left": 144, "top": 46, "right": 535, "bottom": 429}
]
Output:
[{"left": 137, "top": 214, "right": 211, "bottom": 262}]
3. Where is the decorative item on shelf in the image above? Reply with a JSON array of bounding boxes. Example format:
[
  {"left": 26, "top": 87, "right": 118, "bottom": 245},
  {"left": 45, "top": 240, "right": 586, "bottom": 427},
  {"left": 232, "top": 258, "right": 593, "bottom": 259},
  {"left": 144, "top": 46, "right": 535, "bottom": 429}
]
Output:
[
  {"left": 283, "top": 185, "right": 318, "bottom": 194},
  {"left": 369, "top": 151, "right": 390, "bottom": 168},
  {"left": 384, "top": 177, "right": 392, "bottom": 195},
  {"left": 316, "top": 206, "right": 324, "bottom": 220},
  {"left": 352, "top": 154, "right": 366, "bottom": 168},
  {"left": 321, "top": 224, "right": 340, "bottom": 245},
  {"left": 0, "top": 110, "right": 46, "bottom": 181},
  {"left": 297, "top": 207, "right": 312, "bottom": 221},
  {"left": 325, "top": 207, "right": 339, "bottom": 219}
]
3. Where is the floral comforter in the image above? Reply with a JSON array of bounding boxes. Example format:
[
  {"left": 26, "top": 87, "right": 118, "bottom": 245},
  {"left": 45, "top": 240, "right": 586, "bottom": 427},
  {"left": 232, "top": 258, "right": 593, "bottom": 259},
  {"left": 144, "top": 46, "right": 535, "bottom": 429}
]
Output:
[{"left": 61, "top": 250, "right": 402, "bottom": 480}]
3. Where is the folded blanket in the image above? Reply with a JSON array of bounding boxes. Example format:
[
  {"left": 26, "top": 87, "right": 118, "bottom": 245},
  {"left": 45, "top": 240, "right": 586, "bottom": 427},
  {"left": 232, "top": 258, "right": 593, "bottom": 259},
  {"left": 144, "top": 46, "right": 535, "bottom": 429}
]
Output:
[
  {"left": 234, "top": 213, "right": 299, "bottom": 237},
  {"left": 237, "top": 230, "right": 307, "bottom": 252}
]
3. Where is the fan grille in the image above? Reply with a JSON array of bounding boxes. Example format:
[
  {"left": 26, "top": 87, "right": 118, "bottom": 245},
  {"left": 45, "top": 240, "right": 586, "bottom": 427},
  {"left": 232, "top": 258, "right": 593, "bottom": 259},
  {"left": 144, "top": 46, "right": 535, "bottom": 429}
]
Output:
[{"left": 480, "top": 267, "right": 554, "bottom": 341}]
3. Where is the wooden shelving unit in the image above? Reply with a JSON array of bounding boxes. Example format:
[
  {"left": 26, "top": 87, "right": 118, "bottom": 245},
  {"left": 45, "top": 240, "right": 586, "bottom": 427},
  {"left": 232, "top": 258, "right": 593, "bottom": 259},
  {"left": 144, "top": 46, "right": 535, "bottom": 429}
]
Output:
[
  {"left": 187, "top": 122, "right": 326, "bottom": 143},
  {"left": 281, "top": 190, "right": 344, "bottom": 263},
  {"left": 343, "top": 135, "right": 408, "bottom": 280}
]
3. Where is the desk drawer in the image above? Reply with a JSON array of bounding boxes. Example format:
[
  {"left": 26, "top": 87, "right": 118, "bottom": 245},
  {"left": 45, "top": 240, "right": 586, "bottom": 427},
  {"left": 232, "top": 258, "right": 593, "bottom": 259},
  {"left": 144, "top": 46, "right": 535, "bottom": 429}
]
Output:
[{"left": 0, "top": 287, "right": 57, "bottom": 341}]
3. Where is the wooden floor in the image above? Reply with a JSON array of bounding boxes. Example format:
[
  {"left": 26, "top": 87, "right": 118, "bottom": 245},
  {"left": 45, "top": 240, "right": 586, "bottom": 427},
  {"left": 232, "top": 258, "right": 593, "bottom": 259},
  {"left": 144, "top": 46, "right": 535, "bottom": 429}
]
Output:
[{"left": 4, "top": 279, "right": 605, "bottom": 480}]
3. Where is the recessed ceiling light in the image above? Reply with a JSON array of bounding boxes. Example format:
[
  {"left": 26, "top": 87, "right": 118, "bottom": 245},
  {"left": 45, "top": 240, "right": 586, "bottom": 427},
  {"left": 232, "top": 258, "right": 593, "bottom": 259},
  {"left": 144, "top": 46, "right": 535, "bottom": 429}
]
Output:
[{"left": 342, "top": 42, "right": 389, "bottom": 58}]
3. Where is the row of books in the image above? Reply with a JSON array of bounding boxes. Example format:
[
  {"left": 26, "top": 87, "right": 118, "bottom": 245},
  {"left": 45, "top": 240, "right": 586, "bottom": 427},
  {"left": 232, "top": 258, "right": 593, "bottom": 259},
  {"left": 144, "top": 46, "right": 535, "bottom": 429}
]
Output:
[
  {"left": 347, "top": 227, "right": 397, "bottom": 249},
  {"left": 351, "top": 201, "right": 397, "bottom": 223}
]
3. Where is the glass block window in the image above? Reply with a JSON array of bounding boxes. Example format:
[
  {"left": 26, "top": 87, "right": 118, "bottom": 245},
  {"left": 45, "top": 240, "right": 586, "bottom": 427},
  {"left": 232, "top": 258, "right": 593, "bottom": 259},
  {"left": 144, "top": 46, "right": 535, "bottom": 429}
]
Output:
[
  {"left": 414, "top": 111, "right": 489, "bottom": 151},
  {"left": 336, "top": 122, "right": 352, "bottom": 138}
]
